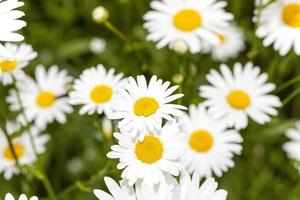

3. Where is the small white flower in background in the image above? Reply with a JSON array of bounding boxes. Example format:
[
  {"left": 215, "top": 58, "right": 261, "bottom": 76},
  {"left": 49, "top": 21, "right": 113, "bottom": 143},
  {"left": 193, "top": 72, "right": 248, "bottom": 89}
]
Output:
[
  {"left": 199, "top": 62, "right": 281, "bottom": 130},
  {"left": 179, "top": 104, "right": 243, "bottom": 178},
  {"left": 4, "top": 193, "right": 38, "bottom": 200},
  {"left": 110, "top": 75, "right": 186, "bottom": 140},
  {"left": 0, "top": 121, "right": 49, "bottom": 180},
  {"left": 102, "top": 117, "right": 113, "bottom": 138},
  {"left": 143, "top": 0, "right": 233, "bottom": 53},
  {"left": 0, "top": 0, "right": 26, "bottom": 57},
  {"left": 69, "top": 64, "right": 125, "bottom": 117},
  {"left": 92, "top": 6, "right": 109, "bottom": 23},
  {"left": 90, "top": 38, "right": 106, "bottom": 54},
  {"left": 177, "top": 172, "right": 227, "bottom": 200},
  {"left": 171, "top": 40, "right": 188, "bottom": 55},
  {"left": 283, "top": 121, "right": 300, "bottom": 172},
  {"left": 0, "top": 43, "right": 37, "bottom": 85},
  {"left": 256, "top": 0, "right": 300, "bottom": 55},
  {"left": 208, "top": 25, "right": 245, "bottom": 62},
  {"left": 6, "top": 65, "right": 73, "bottom": 130},
  {"left": 107, "top": 121, "right": 185, "bottom": 186}
]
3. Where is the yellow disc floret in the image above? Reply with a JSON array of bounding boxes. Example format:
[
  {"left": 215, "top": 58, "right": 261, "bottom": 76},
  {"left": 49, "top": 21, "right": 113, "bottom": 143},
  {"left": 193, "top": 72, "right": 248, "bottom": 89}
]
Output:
[
  {"left": 134, "top": 97, "right": 159, "bottom": 117},
  {"left": 189, "top": 130, "right": 214, "bottom": 153},
  {"left": 135, "top": 135, "right": 163, "bottom": 164},
  {"left": 173, "top": 9, "right": 202, "bottom": 32},
  {"left": 227, "top": 90, "right": 251, "bottom": 110}
]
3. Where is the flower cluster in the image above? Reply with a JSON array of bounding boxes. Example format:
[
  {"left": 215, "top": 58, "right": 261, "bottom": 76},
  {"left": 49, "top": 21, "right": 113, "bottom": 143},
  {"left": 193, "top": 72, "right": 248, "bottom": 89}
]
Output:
[{"left": 1, "top": 0, "right": 300, "bottom": 199}]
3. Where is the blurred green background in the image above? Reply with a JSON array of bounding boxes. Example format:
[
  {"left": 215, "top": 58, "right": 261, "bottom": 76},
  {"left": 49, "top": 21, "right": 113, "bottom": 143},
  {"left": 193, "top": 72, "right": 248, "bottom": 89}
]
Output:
[{"left": 0, "top": 0, "right": 300, "bottom": 199}]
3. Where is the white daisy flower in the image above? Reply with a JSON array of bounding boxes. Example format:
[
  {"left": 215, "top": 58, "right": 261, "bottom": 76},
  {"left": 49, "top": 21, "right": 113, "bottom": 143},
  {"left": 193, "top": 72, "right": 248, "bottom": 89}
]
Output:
[
  {"left": 256, "top": 0, "right": 300, "bottom": 56},
  {"left": 179, "top": 104, "right": 243, "bottom": 177},
  {"left": 0, "top": 42, "right": 37, "bottom": 85},
  {"left": 283, "top": 121, "right": 300, "bottom": 172},
  {"left": 107, "top": 121, "right": 185, "bottom": 186},
  {"left": 143, "top": 0, "right": 233, "bottom": 53},
  {"left": 90, "top": 37, "right": 106, "bottom": 54},
  {"left": 110, "top": 75, "right": 186, "bottom": 139},
  {"left": 69, "top": 64, "right": 125, "bottom": 117},
  {"left": 94, "top": 177, "right": 136, "bottom": 200},
  {"left": 4, "top": 193, "right": 38, "bottom": 200},
  {"left": 209, "top": 25, "right": 245, "bottom": 62},
  {"left": 177, "top": 172, "right": 227, "bottom": 200},
  {"left": 94, "top": 173, "right": 227, "bottom": 200},
  {"left": 0, "top": 0, "right": 26, "bottom": 57},
  {"left": 199, "top": 62, "right": 282, "bottom": 130},
  {"left": 0, "top": 122, "right": 49, "bottom": 180},
  {"left": 6, "top": 65, "right": 73, "bottom": 130},
  {"left": 94, "top": 175, "right": 178, "bottom": 200}
]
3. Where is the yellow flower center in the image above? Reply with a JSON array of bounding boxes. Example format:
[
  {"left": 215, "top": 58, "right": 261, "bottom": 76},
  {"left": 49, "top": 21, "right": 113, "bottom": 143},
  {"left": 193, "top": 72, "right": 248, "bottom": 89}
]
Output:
[
  {"left": 36, "top": 91, "right": 56, "bottom": 108},
  {"left": 173, "top": 9, "right": 202, "bottom": 32},
  {"left": 90, "top": 85, "right": 113, "bottom": 104},
  {"left": 189, "top": 130, "right": 214, "bottom": 153},
  {"left": 218, "top": 34, "right": 226, "bottom": 44},
  {"left": 134, "top": 97, "right": 159, "bottom": 117},
  {"left": 4, "top": 143, "right": 25, "bottom": 160},
  {"left": 135, "top": 135, "right": 163, "bottom": 164},
  {"left": 227, "top": 90, "right": 251, "bottom": 109},
  {"left": 0, "top": 60, "right": 17, "bottom": 73},
  {"left": 282, "top": 3, "right": 300, "bottom": 27}
]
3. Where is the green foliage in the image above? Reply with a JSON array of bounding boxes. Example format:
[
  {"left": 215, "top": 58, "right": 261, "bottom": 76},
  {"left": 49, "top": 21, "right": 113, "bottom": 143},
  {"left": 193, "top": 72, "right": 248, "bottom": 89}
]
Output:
[{"left": 0, "top": 0, "right": 300, "bottom": 199}]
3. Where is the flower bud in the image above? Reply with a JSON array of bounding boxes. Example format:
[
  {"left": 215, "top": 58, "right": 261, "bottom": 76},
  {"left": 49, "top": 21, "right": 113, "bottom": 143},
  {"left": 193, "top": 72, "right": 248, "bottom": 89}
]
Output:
[
  {"left": 102, "top": 117, "right": 113, "bottom": 138},
  {"left": 92, "top": 6, "right": 109, "bottom": 23},
  {"left": 172, "top": 40, "right": 188, "bottom": 54}
]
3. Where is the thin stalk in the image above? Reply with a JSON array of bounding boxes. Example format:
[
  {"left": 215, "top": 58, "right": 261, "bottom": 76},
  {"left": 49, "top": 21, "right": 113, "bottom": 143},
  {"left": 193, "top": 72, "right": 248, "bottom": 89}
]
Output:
[
  {"left": 0, "top": 123, "right": 21, "bottom": 168},
  {"left": 275, "top": 75, "right": 300, "bottom": 93},
  {"left": 103, "top": 20, "right": 148, "bottom": 71},
  {"left": 58, "top": 161, "right": 115, "bottom": 198},
  {"left": 12, "top": 78, "right": 58, "bottom": 200},
  {"left": 13, "top": 78, "right": 38, "bottom": 156},
  {"left": 282, "top": 86, "right": 300, "bottom": 106},
  {"left": 40, "top": 171, "right": 58, "bottom": 200}
]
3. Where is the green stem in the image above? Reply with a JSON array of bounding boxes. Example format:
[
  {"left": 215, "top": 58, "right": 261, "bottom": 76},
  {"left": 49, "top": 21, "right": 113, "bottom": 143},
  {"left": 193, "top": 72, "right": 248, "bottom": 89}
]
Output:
[
  {"left": 58, "top": 161, "right": 115, "bottom": 198},
  {"left": 282, "top": 86, "right": 300, "bottom": 106},
  {"left": 103, "top": 20, "right": 148, "bottom": 72},
  {"left": 40, "top": 171, "right": 58, "bottom": 200},
  {"left": 12, "top": 78, "right": 58, "bottom": 200},
  {"left": 104, "top": 21, "right": 130, "bottom": 44},
  {"left": 0, "top": 123, "right": 21, "bottom": 168},
  {"left": 275, "top": 75, "right": 300, "bottom": 93}
]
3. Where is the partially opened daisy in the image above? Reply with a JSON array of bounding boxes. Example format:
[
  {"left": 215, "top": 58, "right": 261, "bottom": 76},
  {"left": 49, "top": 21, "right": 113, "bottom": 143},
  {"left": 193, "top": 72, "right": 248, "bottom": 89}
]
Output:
[
  {"left": 0, "top": 42, "right": 37, "bottom": 85},
  {"left": 94, "top": 177, "right": 135, "bottom": 200},
  {"left": 179, "top": 104, "right": 242, "bottom": 177},
  {"left": 283, "top": 121, "right": 300, "bottom": 172},
  {"left": 199, "top": 62, "right": 281, "bottom": 130},
  {"left": 208, "top": 24, "right": 245, "bottom": 61},
  {"left": 94, "top": 175, "right": 177, "bottom": 200},
  {"left": 143, "top": 0, "right": 233, "bottom": 53},
  {"left": 69, "top": 64, "right": 125, "bottom": 117},
  {"left": 4, "top": 193, "right": 38, "bottom": 200},
  {"left": 110, "top": 75, "right": 186, "bottom": 139},
  {"left": 107, "top": 121, "right": 185, "bottom": 186},
  {"left": 177, "top": 172, "right": 227, "bottom": 200},
  {"left": 256, "top": 0, "right": 300, "bottom": 55},
  {"left": 0, "top": 0, "right": 26, "bottom": 57},
  {"left": 6, "top": 65, "right": 73, "bottom": 130},
  {"left": 0, "top": 122, "right": 49, "bottom": 180}
]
